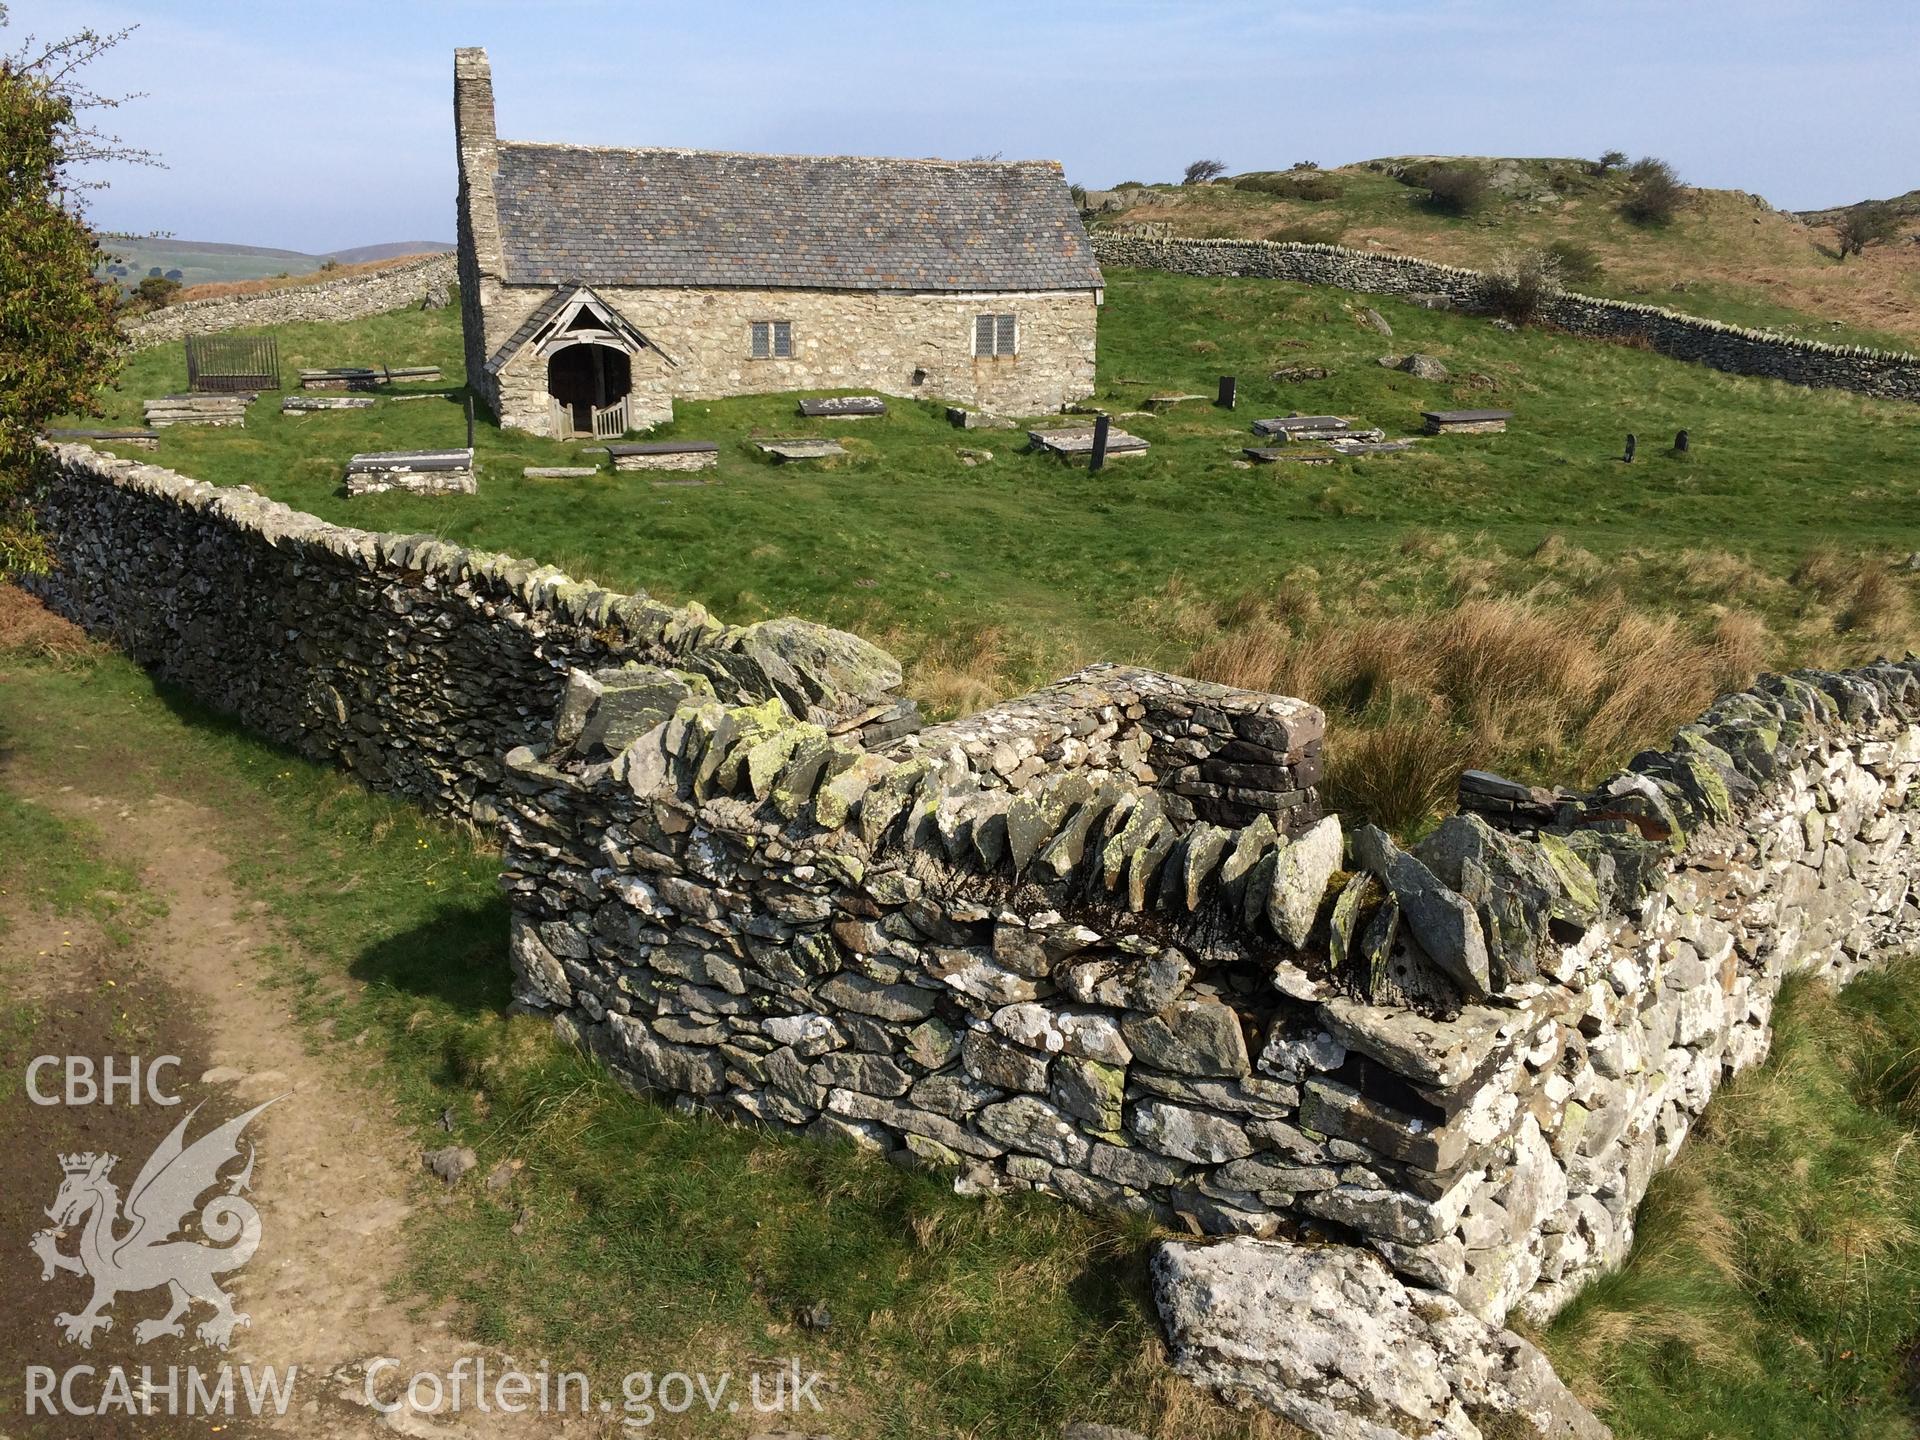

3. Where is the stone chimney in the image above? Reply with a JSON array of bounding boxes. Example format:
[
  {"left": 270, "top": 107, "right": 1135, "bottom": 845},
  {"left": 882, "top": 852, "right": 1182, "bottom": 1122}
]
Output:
[{"left": 454, "top": 47, "right": 504, "bottom": 415}]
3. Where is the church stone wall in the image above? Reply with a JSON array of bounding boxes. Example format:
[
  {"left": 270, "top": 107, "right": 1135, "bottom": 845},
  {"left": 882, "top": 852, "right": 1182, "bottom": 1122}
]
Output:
[{"left": 487, "top": 284, "right": 1099, "bottom": 436}]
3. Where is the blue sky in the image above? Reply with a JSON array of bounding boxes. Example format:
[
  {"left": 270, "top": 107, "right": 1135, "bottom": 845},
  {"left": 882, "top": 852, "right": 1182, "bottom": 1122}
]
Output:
[{"left": 17, "top": 0, "right": 1919, "bottom": 253}]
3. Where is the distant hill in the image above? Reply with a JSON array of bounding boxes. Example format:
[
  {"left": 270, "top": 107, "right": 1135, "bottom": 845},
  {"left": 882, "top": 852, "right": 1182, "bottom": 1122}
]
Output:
[
  {"left": 1794, "top": 189, "right": 1920, "bottom": 227},
  {"left": 95, "top": 236, "right": 453, "bottom": 291},
  {"left": 1085, "top": 156, "right": 1920, "bottom": 347},
  {"left": 326, "top": 241, "right": 457, "bottom": 266}
]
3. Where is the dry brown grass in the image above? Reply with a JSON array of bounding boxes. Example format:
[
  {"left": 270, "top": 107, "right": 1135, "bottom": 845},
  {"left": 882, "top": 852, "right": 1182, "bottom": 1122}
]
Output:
[
  {"left": 0, "top": 584, "right": 92, "bottom": 658},
  {"left": 903, "top": 625, "right": 1022, "bottom": 721},
  {"left": 1793, "top": 546, "right": 1914, "bottom": 637},
  {"left": 172, "top": 253, "right": 443, "bottom": 304},
  {"left": 1188, "top": 593, "right": 1767, "bottom": 829}
]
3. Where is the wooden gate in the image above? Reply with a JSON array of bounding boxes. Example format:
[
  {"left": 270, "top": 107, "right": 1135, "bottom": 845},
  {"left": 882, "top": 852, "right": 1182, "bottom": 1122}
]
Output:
[{"left": 185, "top": 335, "right": 281, "bottom": 393}]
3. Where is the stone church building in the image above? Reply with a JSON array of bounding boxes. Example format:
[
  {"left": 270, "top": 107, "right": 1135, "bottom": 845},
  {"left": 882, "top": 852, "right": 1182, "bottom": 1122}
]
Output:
[{"left": 453, "top": 49, "right": 1103, "bottom": 439}]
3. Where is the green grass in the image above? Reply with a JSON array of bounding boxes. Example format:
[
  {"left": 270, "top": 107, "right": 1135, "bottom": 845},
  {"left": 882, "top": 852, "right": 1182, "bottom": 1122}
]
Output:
[
  {"left": 1541, "top": 963, "right": 1920, "bottom": 1439},
  {"left": 0, "top": 790, "right": 158, "bottom": 945},
  {"left": 64, "top": 268, "right": 1920, "bottom": 823},
  {"left": 74, "top": 269, "right": 1920, "bottom": 669},
  {"left": 0, "top": 649, "right": 1277, "bottom": 1440}
]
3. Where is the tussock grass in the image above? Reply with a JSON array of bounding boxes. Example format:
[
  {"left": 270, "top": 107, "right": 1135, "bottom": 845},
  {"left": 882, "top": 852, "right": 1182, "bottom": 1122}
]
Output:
[{"left": 1189, "top": 591, "right": 1764, "bottom": 828}]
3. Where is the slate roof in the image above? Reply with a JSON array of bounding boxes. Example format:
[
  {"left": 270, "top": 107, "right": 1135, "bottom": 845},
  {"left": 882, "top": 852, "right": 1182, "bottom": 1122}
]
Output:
[
  {"left": 485, "top": 287, "right": 572, "bottom": 374},
  {"left": 492, "top": 142, "right": 1104, "bottom": 294}
]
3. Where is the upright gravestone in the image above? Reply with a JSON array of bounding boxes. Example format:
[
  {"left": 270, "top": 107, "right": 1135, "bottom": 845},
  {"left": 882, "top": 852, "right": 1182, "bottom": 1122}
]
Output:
[
  {"left": 1623, "top": 433, "right": 1636, "bottom": 464},
  {"left": 1674, "top": 429, "right": 1690, "bottom": 454},
  {"left": 1217, "top": 375, "right": 1237, "bottom": 409},
  {"left": 1089, "top": 413, "right": 1112, "bottom": 473}
]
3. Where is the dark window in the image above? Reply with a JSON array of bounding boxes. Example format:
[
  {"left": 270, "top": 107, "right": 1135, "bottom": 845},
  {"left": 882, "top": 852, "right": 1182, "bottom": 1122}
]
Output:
[
  {"left": 975, "top": 313, "right": 1016, "bottom": 357},
  {"left": 751, "top": 320, "right": 793, "bottom": 359}
]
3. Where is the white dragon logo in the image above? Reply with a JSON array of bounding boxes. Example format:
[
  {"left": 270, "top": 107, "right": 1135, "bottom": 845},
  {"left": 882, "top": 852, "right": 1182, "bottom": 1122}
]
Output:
[{"left": 30, "top": 1098, "right": 277, "bottom": 1350}]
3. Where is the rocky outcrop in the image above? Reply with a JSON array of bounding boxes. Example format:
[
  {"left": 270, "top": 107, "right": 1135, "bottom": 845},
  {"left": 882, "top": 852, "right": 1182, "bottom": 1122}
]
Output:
[{"left": 1153, "top": 1238, "right": 1607, "bottom": 1440}]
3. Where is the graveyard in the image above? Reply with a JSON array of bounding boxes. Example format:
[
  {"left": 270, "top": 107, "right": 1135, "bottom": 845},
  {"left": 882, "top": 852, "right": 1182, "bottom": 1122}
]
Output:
[
  {"left": 12, "top": 10, "right": 1920, "bottom": 1434},
  {"left": 59, "top": 263, "right": 1920, "bottom": 820}
]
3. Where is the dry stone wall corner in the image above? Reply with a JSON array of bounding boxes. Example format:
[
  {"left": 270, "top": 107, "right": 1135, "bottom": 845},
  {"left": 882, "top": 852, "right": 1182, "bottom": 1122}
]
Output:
[{"left": 499, "top": 639, "right": 1920, "bottom": 1338}]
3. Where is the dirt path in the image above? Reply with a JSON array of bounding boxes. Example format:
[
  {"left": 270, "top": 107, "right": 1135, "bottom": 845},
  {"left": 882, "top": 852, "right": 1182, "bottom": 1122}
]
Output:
[{"left": 0, "top": 776, "right": 607, "bottom": 1439}]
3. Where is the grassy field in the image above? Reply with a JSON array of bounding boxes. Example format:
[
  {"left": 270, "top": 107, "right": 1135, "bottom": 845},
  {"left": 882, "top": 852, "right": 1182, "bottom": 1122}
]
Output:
[
  {"left": 1097, "top": 157, "right": 1920, "bottom": 348},
  {"left": 2, "top": 628, "right": 1916, "bottom": 1436},
  {"left": 63, "top": 268, "right": 1920, "bottom": 827}
]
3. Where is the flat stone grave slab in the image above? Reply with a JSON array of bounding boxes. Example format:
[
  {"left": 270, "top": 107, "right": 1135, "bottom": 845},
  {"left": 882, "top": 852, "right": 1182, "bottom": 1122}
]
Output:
[
  {"left": 1027, "top": 426, "right": 1149, "bottom": 461},
  {"left": 947, "top": 405, "right": 1017, "bottom": 430},
  {"left": 1252, "top": 415, "right": 1350, "bottom": 436},
  {"left": 143, "top": 393, "right": 253, "bottom": 428},
  {"left": 798, "top": 396, "right": 886, "bottom": 418},
  {"left": 1243, "top": 447, "right": 1334, "bottom": 465},
  {"left": 300, "top": 365, "right": 442, "bottom": 391},
  {"left": 282, "top": 395, "right": 375, "bottom": 413},
  {"left": 46, "top": 427, "right": 160, "bottom": 450},
  {"left": 756, "top": 438, "right": 847, "bottom": 462},
  {"left": 523, "top": 466, "right": 601, "bottom": 479},
  {"left": 344, "top": 447, "right": 476, "bottom": 497},
  {"left": 1422, "top": 408, "right": 1512, "bottom": 435},
  {"left": 1328, "top": 439, "right": 1417, "bottom": 456},
  {"left": 597, "top": 440, "right": 720, "bottom": 473},
  {"left": 1142, "top": 393, "right": 1209, "bottom": 411}
]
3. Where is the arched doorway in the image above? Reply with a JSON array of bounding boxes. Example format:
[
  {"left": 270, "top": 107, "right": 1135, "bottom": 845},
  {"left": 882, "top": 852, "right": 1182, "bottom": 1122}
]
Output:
[{"left": 546, "top": 342, "right": 632, "bottom": 437}]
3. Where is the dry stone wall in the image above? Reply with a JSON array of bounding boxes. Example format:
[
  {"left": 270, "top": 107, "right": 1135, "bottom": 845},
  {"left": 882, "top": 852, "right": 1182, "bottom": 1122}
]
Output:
[
  {"left": 500, "top": 647, "right": 1920, "bottom": 1331},
  {"left": 27, "top": 446, "right": 913, "bottom": 823},
  {"left": 1092, "top": 234, "right": 1920, "bottom": 401},
  {"left": 883, "top": 665, "right": 1324, "bottom": 831},
  {"left": 121, "top": 255, "right": 457, "bottom": 350}
]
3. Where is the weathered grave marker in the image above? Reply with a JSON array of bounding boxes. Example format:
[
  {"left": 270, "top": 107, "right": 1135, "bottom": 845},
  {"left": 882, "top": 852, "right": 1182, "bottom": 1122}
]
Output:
[
  {"left": 344, "top": 448, "right": 476, "bottom": 496},
  {"left": 1421, "top": 409, "right": 1512, "bottom": 435},
  {"left": 143, "top": 393, "right": 253, "bottom": 428},
  {"left": 1027, "top": 425, "right": 1148, "bottom": 464},
  {"left": 1674, "top": 429, "right": 1690, "bottom": 454},
  {"left": 1089, "top": 413, "right": 1111, "bottom": 472},
  {"left": 1623, "top": 433, "right": 1636, "bottom": 464},
  {"left": 755, "top": 438, "right": 847, "bottom": 462},
  {"left": 798, "top": 396, "right": 887, "bottom": 418},
  {"left": 594, "top": 441, "right": 720, "bottom": 473},
  {"left": 1217, "top": 375, "right": 1237, "bottom": 409}
]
